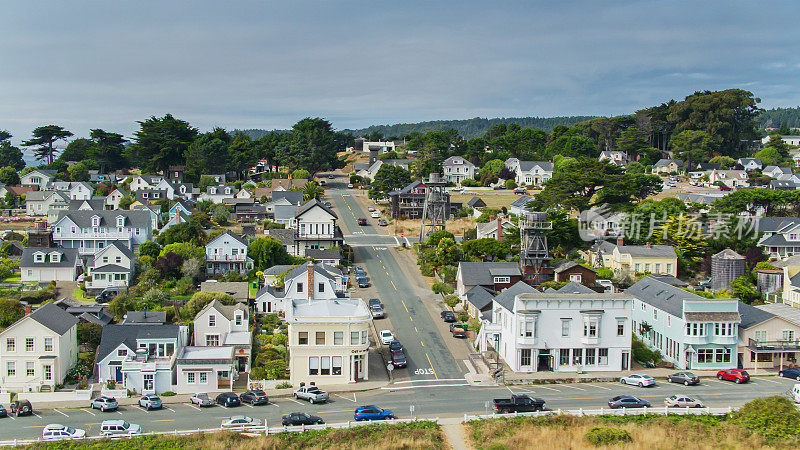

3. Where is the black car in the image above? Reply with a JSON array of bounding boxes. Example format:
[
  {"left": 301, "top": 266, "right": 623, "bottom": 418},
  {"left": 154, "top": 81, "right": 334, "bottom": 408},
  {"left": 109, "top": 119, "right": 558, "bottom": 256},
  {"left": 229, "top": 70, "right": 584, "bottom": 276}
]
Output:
[
  {"left": 216, "top": 392, "right": 241, "bottom": 407},
  {"left": 10, "top": 400, "right": 32, "bottom": 417},
  {"left": 369, "top": 298, "right": 382, "bottom": 308},
  {"left": 779, "top": 367, "right": 800, "bottom": 380},
  {"left": 0, "top": 404, "right": 6, "bottom": 418},
  {"left": 608, "top": 395, "right": 650, "bottom": 409},
  {"left": 357, "top": 277, "right": 370, "bottom": 288},
  {"left": 282, "top": 412, "right": 324, "bottom": 426},
  {"left": 388, "top": 340, "right": 402, "bottom": 352},
  {"left": 667, "top": 371, "right": 700, "bottom": 386},
  {"left": 240, "top": 390, "right": 269, "bottom": 405},
  {"left": 441, "top": 311, "right": 456, "bottom": 322}
]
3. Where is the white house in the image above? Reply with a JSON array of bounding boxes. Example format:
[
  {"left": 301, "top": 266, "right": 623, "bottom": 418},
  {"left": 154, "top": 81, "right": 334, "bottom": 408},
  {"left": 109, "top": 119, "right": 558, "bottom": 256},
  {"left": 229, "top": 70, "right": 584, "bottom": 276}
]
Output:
[
  {"left": 128, "top": 175, "right": 163, "bottom": 192},
  {"left": 105, "top": 189, "right": 127, "bottom": 210},
  {"left": 197, "top": 185, "right": 237, "bottom": 203},
  {"left": 20, "top": 247, "right": 82, "bottom": 282},
  {"left": 504, "top": 159, "right": 553, "bottom": 187},
  {"left": 361, "top": 141, "right": 395, "bottom": 154},
  {"left": 50, "top": 181, "right": 93, "bottom": 200},
  {"left": 737, "top": 158, "right": 763, "bottom": 171},
  {"left": 85, "top": 242, "right": 135, "bottom": 292},
  {"left": 266, "top": 199, "right": 343, "bottom": 258},
  {"left": 476, "top": 217, "right": 515, "bottom": 240},
  {"left": 255, "top": 262, "right": 347, "bottom": 314},
  {"left": 25, "top": 191, "right": 68, "bottom": 217},
  {"left": 193, "top": 300, "right": 251, "bottom": 373},
  {"left": 756, "top": 217, "right": 800, "bottom": 259},
  {"left": 205, "top": 231, "right": 253, "bottom": 275},
  {"left": 0, "top": 303, "right": 79, "bottom": 392},
  {"left": 154, "top": 179, "right": 198, "bottom": 201},
  {"left": 709, "top": 169, "right": 749, "bottom": 189},
  {"left": 477, "top": 288, "right": 633, "bottom": 372},
  {"left": 761, "top": 135, "right": 800, "bottom": 146},
  {"left": 599, "top": 150, "right": 629, "bottom": 166},
  {"left": 442, "top": 156, "right": 477, "bottom": 185},
  {"left": 173, "top": 346, "right": 237, "bottom": 394},
  {"left": 52, "top": 210, "right": 153, "bottom": 255},
  {"left": 20, "top": 169, "right": 56, "bottom": 190}
]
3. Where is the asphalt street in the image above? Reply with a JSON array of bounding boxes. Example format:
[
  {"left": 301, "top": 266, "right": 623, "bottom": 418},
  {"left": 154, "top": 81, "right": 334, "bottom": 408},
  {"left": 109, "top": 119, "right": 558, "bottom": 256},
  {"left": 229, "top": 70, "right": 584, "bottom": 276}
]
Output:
[{"left": 2, "top": 376, "right": 798, "bottom": 441}]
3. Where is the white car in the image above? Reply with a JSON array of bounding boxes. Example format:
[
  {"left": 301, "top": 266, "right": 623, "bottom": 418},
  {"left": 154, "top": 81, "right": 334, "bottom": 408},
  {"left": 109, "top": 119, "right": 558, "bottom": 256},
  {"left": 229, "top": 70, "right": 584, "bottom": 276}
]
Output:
[
  {"left": 42, "top": 424, "right": 86, "bottom": 441},
  {"left": 190, "top": 392, "right": 214, "bottom": 407},
  {"left": 370, "top": 211, "right": 380, "bottom": 218},
  {"left": 379, "top": 329, "right": 395, "bottom": 345},
  {"left": 664, "top": 395, "right": 704, "bottom": 408},
  {"left": 368, "top": 206, "right": 376, "bottom": 212},
  {"left": 221, "top": 416, "right": 262, "bottom": 429},
  {"left": 620, "top": 374, "right": 656, "bottom": 387},
  {"left": 347, "top": 183, "right": 354, "bottom": 188}
]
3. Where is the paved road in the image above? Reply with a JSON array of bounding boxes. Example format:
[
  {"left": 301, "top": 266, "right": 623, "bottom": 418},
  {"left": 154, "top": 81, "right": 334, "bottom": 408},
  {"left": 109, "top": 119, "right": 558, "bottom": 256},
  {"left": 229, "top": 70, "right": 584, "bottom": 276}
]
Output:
[
  {"left": 2, "top": 376, "right": 797, "bottom": 441},
  {"left": 327, "top": 179, "right": 463, "bottom": 381}
]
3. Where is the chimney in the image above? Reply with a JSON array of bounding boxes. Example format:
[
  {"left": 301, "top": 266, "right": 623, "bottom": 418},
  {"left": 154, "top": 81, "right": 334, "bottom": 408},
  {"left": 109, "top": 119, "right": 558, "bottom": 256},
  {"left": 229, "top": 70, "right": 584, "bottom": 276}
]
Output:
[
  {"left": 497, "top": 217, "right": 504, "bottom": 241},
  {"left": 646, "top": 242, "right": 652, "bottom": 248},
  {"left": 307, "top": 260, "right": 314, "bottom": 300},
  {"left": 616, "top": 237, "right": 624, "bottom": 247}
]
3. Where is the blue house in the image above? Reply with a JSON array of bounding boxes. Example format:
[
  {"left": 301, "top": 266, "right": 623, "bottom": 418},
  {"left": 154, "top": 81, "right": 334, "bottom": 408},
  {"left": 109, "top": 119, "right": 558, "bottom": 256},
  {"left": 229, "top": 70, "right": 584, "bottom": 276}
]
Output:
[
  {"left": 168, "top": 199, "right": 197, "bottom": 218},
  {"left": 626, "top": 276, "right": 741, "bottom": 370}
]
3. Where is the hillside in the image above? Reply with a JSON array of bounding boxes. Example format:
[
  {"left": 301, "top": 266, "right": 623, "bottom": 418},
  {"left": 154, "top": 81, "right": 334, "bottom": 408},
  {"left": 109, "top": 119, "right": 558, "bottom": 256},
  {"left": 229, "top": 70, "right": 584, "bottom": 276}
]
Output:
[{"left": 758, "top": 106, "right": 800, "bottom": 129}]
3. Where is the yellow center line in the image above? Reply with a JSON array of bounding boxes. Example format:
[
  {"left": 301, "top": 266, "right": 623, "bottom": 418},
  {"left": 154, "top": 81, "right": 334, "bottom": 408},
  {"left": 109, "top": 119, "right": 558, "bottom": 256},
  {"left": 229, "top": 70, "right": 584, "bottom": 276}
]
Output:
[
  {"left": 425, "top": 352, "right": 439, "bottom": 380},
  {"left": 152, "top": 419, "right": 175, "bottom": 422},
  {"left": 414, "top": 326, "right": 418, "bottom": 332},
  {"left": 409, "top": 316, "right": 413, "bottom": 322},
  {"left": 401, "top": 299, "right": 408, "bottom": 312},
  {"left": 391, "top": 281, "right": 397, "bottom": 291}
]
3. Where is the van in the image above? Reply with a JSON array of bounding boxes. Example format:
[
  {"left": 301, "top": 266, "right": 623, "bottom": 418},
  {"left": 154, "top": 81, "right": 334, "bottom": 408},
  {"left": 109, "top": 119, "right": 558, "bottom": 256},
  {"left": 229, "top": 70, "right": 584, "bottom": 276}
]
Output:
[
  {"left": 100, "top": 420, "right": 142, "bottom": 436},
  {"left": 791, "top": 384, "right": 800, "bottom": 403}
]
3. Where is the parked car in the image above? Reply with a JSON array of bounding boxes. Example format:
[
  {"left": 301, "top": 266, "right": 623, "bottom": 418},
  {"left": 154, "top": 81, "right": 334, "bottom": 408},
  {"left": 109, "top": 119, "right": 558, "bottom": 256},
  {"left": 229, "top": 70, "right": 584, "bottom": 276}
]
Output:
[
  {"left": 10, "top": 400, "right": 32, "bottom": 417},
  {"left": 42, "top": 424, "right": 86, "bottom": 441},
  {"left": 608, "top": 395, "right": 650, "bottom": 409},
  {"left": 513, "top": 187, "right": 527, "bottom": 195},
  {"left": 388, "top": 340, "right": 402, "bottom": 352},
  {"left": 368, "top": 298, "right": 381, "bottom": 308},
  {"left": 100, "top": 420, "right": 141, "bottom": 436},
  {"left": 666, "top": 372, "right": 700, "bottom": 386},
  {"left": 357, "top": 217, "right": 367, "bottom": 225},
  {"left": 390, "top": 349, "right": 407, "bottom": 368},
  {"left": 0, "top": 404, "right": 6, "bottom": 418},
  {"left": 328, "top": 175, "right": 334, "bottom": 179},
  {"left": 664, "top": 395, "right": 704, "bottom": 408},
  {"left": 240, "top": 390, "right": 269, "bottom": 405},
  {"left": 190, "top": 393, "right": 214, "bottom": 407},
  {"left": 368, "top": 206, "right": 375, "bottom": 212},
  {"left": 216, "top": 392, "right": 241, "bottom": 407},
  {"left": 717, "top": 369, "right": 750, "bottom": 383},
  {"left": 620, "top": 374, "right": 656, "bottom": 387},
  {"left": 370, "top": 211, "right": 380, "bottom": 218},
  {"left": 95, "top": 288, "right": 123, "bottom": 303},
  {"left": 294, "top": 385, "right": 329, "bottom": 404},
  {"left": 138, "top": 395, "right": 162, "bottom": 410},
  {"left": 354, "top": 405, "right": 395, "bottom": 421},
  {"left": 323, "top": 201, "right": 332, "bottom": 207},
  {"left": 379, "top": 330, "right": 395, "bottom": 345},
  {"left": 221, "top": 416, "right": 262, "bottom": 429},
  {"left": 440, "top": 311, "right": 456, "bottom": 322},
  {"left": 357, "top": 277, "right": 370, "bottom": 288},
  {"left": 378, "top": 218, "right": 388, "bottom": 226},
  {"left": 450, "top": 323, "right": 467, "bottom": 338},
  {"left": 282, "top": 412, "right": 324, "bottom": 426},
  {"left": 779, "top": 367, "right": 800, "bottom": 381},
  {"left": 347, "top": 183, "right": 354, "bottom": 189},
  {"left": 370, "top": 304, "right": 385, "bottom": 319},
  {"left": 90, "top": 396, "right": 119, "bottom": 411},
  {"left": 492, "top": 394, "right": 546, "bottom": 413},
  {"left": 319, "top": 180, "right": 326, "bottom": 186}
]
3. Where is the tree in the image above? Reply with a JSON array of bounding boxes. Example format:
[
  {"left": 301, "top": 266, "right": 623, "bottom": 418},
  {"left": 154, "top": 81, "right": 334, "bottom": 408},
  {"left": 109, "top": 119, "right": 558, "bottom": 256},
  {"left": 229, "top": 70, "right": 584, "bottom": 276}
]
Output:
[
  {"left": 290, "top": 169, "right": 311, "bottom": 180},
  {"left": 198, "top": 175, "right": 217, "bottom": 190},
  {"left": 108, "top": 294, "right": 136, "bottom": 320},
  {"left": 615, "top": 127, "right": 650, "bottom": 156},
  {"left": 22, "top": 125, "right": 73, "bottom": 164},
  {"left": 0, "top": 166, "right": 20, "bottom": 185},
  {"left": 212, "top": 204, "right": 230, "bottom": 225},
  {"left": 182, "top": 258, "right": 204, "bottom": 281},
  {"left": 301, "top": 181, "right": 324, "bottom": 201},
  {"left": 77, "top": 323, "right": 102, "bottom": 350},
  {"left": 731, "top": 275, "right": 762, "bottom": 304},
  {"left": 426, "top": 230, "right": 455, "bottom": 247},
  {"left": 546, "top": 135, "right": 597, "bottom": 159},
  {"left": 118, "top": 195, "right": 134, "bottom": 210},
  {"left": 127, "top": 114, "right": 198, "bottom": 174},
  {"left": 669, "top": 130, "right": 720, "bottom": 168},
  {"left": 89, "top": 129, "right": 128, "bottom": 172},
  {"left": 753, "top": 147, "right": 783, "bottom": 167},
  {"left": 181, "top": 291, "right": 235, "bottom": 318},
  {"left": 156, "top": 219, "right": 205, "bottom": 246},
  {"left": 625, "top": 161, "right": 645, "bottom": 174},
  {"left": 153, "top": 252, "right": 183, "bottom": 278},
  {"left": 0, "top": 298, "right": 24, "bottom": 327},
  {"left": 709, "top": 156, "right": 736, "bottom": 169},
  {"left": 462, "top": 238, "right": 511, "bottom": 261},
  {"left": 185, "top": 128, "right": 231, "bottom": 181},
  {"left": 226, "top": 133, "right": 257, "bottom": 177},
  {"left": 368, "top": 164, "right": 411, "bottom": 199},
  {"left": 765, "top": 134, "right": 789, "bottom": 158},
  {"left": 67, "top": 162, "right": 89, "bottom": 181},
  {"left": 431, "top": 237, "right": 462, "bottom": 268},
  {"left": 0, "top": 132, "right": 24, "bottom": 170},
  {"left": 651, "top": 215, "right": 710, "bottom": 271},
  {"left": 277, "top": 118, "right": 341, "bottom": 174},
  {"left": 138, "top": 240, "right": 161, "bottom": 259},
  {"left": 248, "top": 237, "right": 297, "bottom": 271},
  {"left": 160, "top": 242, "right": 205, "bottom": 260}
]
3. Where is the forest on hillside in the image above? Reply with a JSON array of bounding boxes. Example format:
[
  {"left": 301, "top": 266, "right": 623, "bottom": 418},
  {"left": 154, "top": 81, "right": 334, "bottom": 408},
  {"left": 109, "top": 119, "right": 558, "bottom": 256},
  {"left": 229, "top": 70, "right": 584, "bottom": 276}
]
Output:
[{"left": 758, "top": 107, "right": 800, "bottom": 129}]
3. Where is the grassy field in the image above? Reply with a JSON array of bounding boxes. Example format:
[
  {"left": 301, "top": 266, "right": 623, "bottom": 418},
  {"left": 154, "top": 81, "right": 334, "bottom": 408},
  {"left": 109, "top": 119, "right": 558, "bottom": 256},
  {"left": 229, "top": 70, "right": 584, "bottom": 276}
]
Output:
[
  {"left": 394, "top": 217, "right": 476, "bottom": 237},
  {"left": 466, "top": 414, "right": 785, "bottom": 450},
  {"left": 19, "top": 421, "right": 445, "bottom": 450},
  {"left": 450, "top": 193, "right": 523, "bottom": 210}
]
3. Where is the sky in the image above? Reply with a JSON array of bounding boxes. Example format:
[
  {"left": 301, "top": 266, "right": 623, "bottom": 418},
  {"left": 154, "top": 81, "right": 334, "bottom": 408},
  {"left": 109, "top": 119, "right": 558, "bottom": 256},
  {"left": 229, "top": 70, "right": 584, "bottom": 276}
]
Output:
[{"left": 2, "top": 0, "right": 800, "bottom": 142}]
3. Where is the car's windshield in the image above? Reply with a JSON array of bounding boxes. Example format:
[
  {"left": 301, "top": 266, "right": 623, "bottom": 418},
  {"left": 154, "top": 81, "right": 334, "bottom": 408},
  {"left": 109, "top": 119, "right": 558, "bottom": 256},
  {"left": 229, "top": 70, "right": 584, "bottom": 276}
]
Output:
[
  {"left": 121, "top": 422, "right": 130, "bottom": 429},
  {"left": 66, "top": 427, "right": 75, "bottom": 434}
]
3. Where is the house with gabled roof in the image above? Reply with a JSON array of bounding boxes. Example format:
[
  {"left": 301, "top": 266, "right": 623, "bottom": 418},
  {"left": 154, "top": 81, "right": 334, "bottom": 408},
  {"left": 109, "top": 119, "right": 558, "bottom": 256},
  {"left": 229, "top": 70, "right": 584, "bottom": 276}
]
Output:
[
  {"left": 85, "top": 241, "right": 135, "bottom": 293},
  {"left": 504, "top": 158, "right": 553, "bottom": 187},
  {"left": 442, "top": 156, "right": 477, "bottom": 185},
  {"left": 205, "top": 231, "right": 253, "bottom": 275},
  {"left": 52, "top": 210, "right": 153, "bottom": 254},
  {"left": 653, "top": 158, "right": 685, "bottom": 175},
  {"left": 20, "top": 169, "right": 57, "bottom": 190},
  {"left": 756, "top": 216, "right": 800, "bottom": 259},
  {"left": 456, "top": 261, "right": 522, "bottom": 297},
  {"left": 192, "top": 300, "right": 251, "bottom": 373},
  {"left": 128, "top": 174, "right": 163, "bottom": 192},
  {"left": 25, "top": 190, "right": 68, "bottom": 217},
  {"left": 255, "top": 262, "right": 347, "bottom": 314},
  {"left": 0, "top": 303, "right": 79, "bottom": 392},
  {"left": 20, "top": 247, "right": 82, "bottom": 282},
  {"left": 388, "top": 180, "right": 460, "bottom": 219},
  {"left": 266, "top": 199, "right": 343, "bottom": 258}
]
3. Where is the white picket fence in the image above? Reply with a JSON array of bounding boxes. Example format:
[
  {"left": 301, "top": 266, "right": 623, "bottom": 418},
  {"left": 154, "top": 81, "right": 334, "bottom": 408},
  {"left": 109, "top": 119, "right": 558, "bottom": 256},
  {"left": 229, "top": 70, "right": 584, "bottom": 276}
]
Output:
[
  {"left": 464, "top": 406, "right": 737, "bottom": 422},
  {"left": 0, "top": 417, "right": 437, "bottom": 447}
]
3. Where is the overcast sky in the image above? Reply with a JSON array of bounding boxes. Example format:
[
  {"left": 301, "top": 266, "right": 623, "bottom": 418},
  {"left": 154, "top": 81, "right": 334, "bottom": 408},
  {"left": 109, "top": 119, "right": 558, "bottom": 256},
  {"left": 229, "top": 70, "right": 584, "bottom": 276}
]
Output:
[{"left": 2, "top": 0, "right": 799, "bottom": 142}]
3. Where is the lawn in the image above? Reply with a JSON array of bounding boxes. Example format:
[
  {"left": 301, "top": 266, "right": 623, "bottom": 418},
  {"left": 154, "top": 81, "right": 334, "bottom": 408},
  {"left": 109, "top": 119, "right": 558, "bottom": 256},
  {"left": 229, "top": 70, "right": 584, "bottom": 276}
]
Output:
[
  {"left": 19, "top": 421, "right": 445, "bottom": 450},
  {"left": 2, "top": 273, "right": 21, "bottom": 283},
  {"left": 451, "top": 193, "right": 524, "bottom": 210}
]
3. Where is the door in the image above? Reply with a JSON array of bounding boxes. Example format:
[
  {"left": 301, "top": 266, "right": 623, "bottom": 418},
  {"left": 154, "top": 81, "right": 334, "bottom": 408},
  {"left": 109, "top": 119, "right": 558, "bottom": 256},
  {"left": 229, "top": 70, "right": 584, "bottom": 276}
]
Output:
[
  {"left": 621, "top": 351, "right": 629, "bottom": 370},
  {"left": 537, "top": 350, "right": 552, "bottom": 372},
  {"left": 115, "top": 367, "right": 123, "bottom": 382},
  {"left": 237, "top": 357, "right": 247, "bottom": 373}
]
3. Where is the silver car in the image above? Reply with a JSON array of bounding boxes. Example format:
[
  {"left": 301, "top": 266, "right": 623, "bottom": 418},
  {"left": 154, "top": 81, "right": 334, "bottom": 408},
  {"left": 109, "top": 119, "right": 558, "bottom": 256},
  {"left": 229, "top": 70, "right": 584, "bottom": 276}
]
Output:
[
  {"left": 90, "top": 395, "right": 118, "bottom": 411},
  {"left": 370, "top": 305, "right": 385, "bottom": 319},
  {"left": 664, "top": 395, "right": 704, "bottom": 408},
  {"left": 190, "top": 393, "right": 214, "bottom": 407},
  {"left": 221, "top": 416, "right": 262, "bottom": 429}
]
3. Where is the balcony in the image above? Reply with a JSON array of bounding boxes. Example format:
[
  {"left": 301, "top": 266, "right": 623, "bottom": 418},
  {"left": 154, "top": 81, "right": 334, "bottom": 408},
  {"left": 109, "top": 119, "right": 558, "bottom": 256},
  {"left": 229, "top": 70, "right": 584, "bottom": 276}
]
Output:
[
  {"left": 54, "top": 230, "right": 133, "bottom": 239},
  {"left": 206, "top": 253, "right": 247, "bottom": 262},
  {"left": 748, "top": 338, "right": 800, "bottom": 352}
]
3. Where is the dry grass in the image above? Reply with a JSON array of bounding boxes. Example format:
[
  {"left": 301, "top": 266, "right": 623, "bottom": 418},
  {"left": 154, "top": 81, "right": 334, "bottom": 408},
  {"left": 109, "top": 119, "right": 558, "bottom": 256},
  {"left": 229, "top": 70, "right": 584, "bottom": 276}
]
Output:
[
  {"left": 467, "top": 415, "right": 777, "bottom": 450},
  {"left": 451, "top": 193, "right": 523, "bottom": 210},
  {"left": 338, "top": 151, "right": 369, "bottom": 174},
  {"left": 394, "top": 217, "right": 475, "bottom": 238}
]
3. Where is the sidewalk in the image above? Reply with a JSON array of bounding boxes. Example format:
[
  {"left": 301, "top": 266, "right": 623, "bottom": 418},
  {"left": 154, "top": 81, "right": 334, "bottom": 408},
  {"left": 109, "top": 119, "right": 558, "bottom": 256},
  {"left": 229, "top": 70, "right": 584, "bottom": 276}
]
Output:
[{"left": 504, "top": 367, "right": 782, "bottom": 385}]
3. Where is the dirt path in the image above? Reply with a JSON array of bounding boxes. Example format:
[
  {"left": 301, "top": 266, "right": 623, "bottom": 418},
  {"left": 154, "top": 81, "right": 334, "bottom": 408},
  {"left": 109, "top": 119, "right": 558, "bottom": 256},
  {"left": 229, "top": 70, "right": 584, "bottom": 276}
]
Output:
[{"left": 442, "top": 421, "right": 470, "bottom": 450}]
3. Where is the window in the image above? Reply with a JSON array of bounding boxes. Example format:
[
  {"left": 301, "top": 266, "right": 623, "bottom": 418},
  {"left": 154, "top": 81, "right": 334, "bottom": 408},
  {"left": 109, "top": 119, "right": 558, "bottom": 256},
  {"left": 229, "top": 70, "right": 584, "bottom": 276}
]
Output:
[
  {"left": 199, "top": 372, "right": 207, "bottom": 383},
  {"left": 493, "top": 276, "right": 510, "bottom": 284},
  {"left": 559, "top": 349, "right": 570, "bottom": 365},
  {"left": 583, "top": 322, "right": 597, "bottom": 338},
  {"left": 573, "top": 348, "right": 583, "bottom": 365},
  {"left": 666, "top": 263, "right": 673, "bottom": 274},
  {"left": 187, "top": 372, "right": 196, "bottom": 383},
  {"left": 6, "top": 338, "right": 14, "bottom": 352},
  {"left": 351, "top": 331, "right": 359, "bottom": 345},
  {"left": 297, "top": 282, "right": 303, "bottom": 293},
  {"left": 26, "top": 361, "right": 34, "bottom": 377},
  {"left": 316, "top": 332, "right": 326, "bottom": 345},
  {"left": 310, "top": 358, "right": 320, "bottom": 375},
  {"left": 783, "top": 330, "right": 796, "bottom": 341},
  {"left": 521, "top": 321, "right": 534, "bottom": 338},
  {"left": 569, "top": 274, "right": 582, "bottom": 283},
  {"left": 361, "top": 330, "right": 368, "bottom": 345},
  {"left": 715, "top": 348, "right": 732, "bottom": 363},
  {"left": 118, "top": 349, "right": 127, "bottom": 357},
  {"left": 686, "top": 322, "right": 706, "bottom": 336},
  {"left": 44, "top": 365, "right": 52, "bottom": 381},
  {"left": 34, "top": 253, "right": 44, "bottom": 263},
  {"left": 585, "top": 348, "right": 596, "bottom": 365},
  {"left": 7, "top": 361, "right": 14, "bottom": 377},
  {"left": 617, "top": 320, "right": 625, "bottom": 336},
  {"left": 205, "top": 335, "right": 219, "bottom": 346},
  {"left": 44, "top": 338, "right": 53, "bottom": 352},
  {"left": 697, "top": 348, "right": 714, "bottom": 363},
  {"left": 715, "top": 323, "right": 735, "bottom": 336},
  {"left": 320, "top": 356, "right": 331, "bottom": 375},
  {"left": 520, "top": 349, "right": 532, "bottom": 367},
  {"left": 653, "top": 309, "right": 658, "bottom": 320},
  {"left": 598, "top": 348, "right": 609, "bottom": 365},
  {"left": 561, "top": 319, "right": 571, "bottom": 337},
  {"left": 208, "top": 314, "right": 216, "bottom": 327},
  {"left": 26, "top": 337, "right": 34, "bottom": 351},
  {"left": 318, "top": 283, "right": 325, "bottom": 293},
  {"left": 235, "top": 313, "right": 242, "bottom": 326},
  {"left": 144, "top": 374, "right": 154, "bottom": 390},
  {"left": 298, "top": 332, "right": 308, "bottom": 345},
  {"left": 334, "top": 332, "right": 343, "bottom": 345},
  {"left": 654, "top": 263, "right": 661, "bottom": 273},
  {"left": 634, "top": 263, "right": 641, "bottom": 272}
]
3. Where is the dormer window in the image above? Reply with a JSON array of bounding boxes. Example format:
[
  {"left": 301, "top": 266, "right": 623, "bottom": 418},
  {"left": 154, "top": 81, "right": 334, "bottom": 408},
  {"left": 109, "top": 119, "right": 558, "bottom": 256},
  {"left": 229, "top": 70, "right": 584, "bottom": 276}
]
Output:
[
  {"left": 33, "top": 252, "right": 45, "bottom": 263},
  {"left": 235, "top": 313, "right": 242, "bottom": 326},
  {"left": 116, "top": 216, "right": 125, "bottom": 227},
  {"left": 210, "top": 188, "right": 216, "bottom": 194},
  {"left": 49, "top": 252, "right": 60, "bottom": 263},
  {"left": 91, "top": 215, "right": 100, "bottom": 227}
]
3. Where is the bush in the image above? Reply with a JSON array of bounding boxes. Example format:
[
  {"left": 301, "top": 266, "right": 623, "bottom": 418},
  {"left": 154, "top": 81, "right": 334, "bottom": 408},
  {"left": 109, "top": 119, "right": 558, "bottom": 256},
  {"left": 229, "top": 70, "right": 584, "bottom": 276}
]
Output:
[
  {"left": 161, "top": 391, "right": 176, "bottom": 397},
  {"left": 732, "top": 396, "right": 800, "bottom": 442},
  {"left": 180, "top": 291, "right": 235, "bottom": 318},
  {"left": 631, "top": 336, "right": 662, "bottom": 364},
  {"left": 584, "top": 427, "right": 632, "bottom": 446},
  {"left": 275, "top": 381, "right": 292, "bottom": 389},
  {"left": 444, "top": 295, "right": 460, "bottom": 308},
  {"left": 420, "top": 263, "right": 435, "bottom": 277},
  {"left": 504, "top": 179, "right": 516, "bottom": 189},
  {"left": 441, "top": 265, "right": 457, "bottom": 283},
  {"left": 457, "top": 312, "right": 469, "bottom": 322},
  {"left": 461, "top": 178, "right": 479, "bottom": 187},
  {"left": 432, "top": 282, "right": 454, "bottom": 295}
]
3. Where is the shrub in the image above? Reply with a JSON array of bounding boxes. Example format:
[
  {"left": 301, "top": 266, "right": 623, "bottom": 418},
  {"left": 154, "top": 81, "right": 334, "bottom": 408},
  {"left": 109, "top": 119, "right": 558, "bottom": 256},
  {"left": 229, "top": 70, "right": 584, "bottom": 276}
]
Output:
[
  {"left": 631, "top": 336, "right": 662, "bottom": 364},
  {"left": 432, "top": 282, "right": 454, "bottom": 295},
  {"left": 105, "top": 379, "right": 116, "bottom": 390},
  {"left": 504, "top": 179, "right": 516, "bottom": 189},
  {"left": 275, "top": 381, "right": 292, "bottom": 389},
  {"left": 457, "top": 312, "right": 469, "bottom": 322},
  {"left": 180, "top": 291, "right": 235, "bottom": 318},
  {"left": 161, "top": 391, "right": 176, "bottom": 397},
  {"left": 584, "top": 427, "right": 632, "bottom": 446},
  {"left": 732, "top": 396, "right": 800, "bottom": 442},
  {"left": 441, "top": 265, "right": 457, "bottom": 283},
  {"left": 444, "top": 295, "right": 460, "bottom": 308},
  {"left": 420, "top": 263, "right": 435, "bottom": 277},
  {"left": 461, "top": 178, "right": 479, "bottom": 187}
]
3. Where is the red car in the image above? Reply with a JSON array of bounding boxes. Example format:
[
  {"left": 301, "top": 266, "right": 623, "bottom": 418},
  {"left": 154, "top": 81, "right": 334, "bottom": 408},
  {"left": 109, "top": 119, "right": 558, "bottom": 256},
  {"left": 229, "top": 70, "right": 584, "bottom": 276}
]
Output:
[
  {"left": 357, "top": 218, "right": 367, "bottom": 226},
  {"left": 716, "top": 368, "right": 750, "bottom": 383}
]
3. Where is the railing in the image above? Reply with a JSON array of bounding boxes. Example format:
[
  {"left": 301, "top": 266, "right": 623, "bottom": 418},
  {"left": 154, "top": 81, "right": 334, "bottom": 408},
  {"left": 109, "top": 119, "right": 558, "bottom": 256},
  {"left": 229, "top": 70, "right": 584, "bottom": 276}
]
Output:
[
  {"left": 0, "top": 417, "right": 437, "bottom": 446},
  {"left": 206, "top": 254, "right": 247, "bottom": 262},
  {"left": 463, "top": 406, "right": 736, "bottom": 422},
  {"left": 748, "top": 338, "right": 800, "bottom": 352}
]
